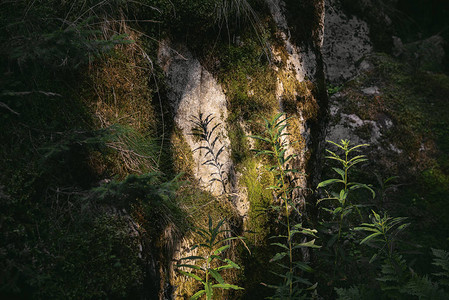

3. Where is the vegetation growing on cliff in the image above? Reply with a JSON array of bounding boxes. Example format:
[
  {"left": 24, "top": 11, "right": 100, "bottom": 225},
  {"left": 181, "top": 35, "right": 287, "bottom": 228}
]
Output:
[{"left": 1, "top": 0, "right": 449, "bottom": 299}]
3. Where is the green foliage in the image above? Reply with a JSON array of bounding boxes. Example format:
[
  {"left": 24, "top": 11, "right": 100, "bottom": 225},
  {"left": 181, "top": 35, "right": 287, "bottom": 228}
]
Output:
[
  {"left": 250, "top": 113, "right": 319, "bottom": 298},
  {"left": 327, "top": 84, "right": 343, "bottom": 96},
  {"left": 0, "top": 160, "right": 184, "bottom": 299},
  {"left": 432, "top": 248, "right": 449, "bottom": 287},
  {"left": 316, "top": 140, "right": 375, "bottom": 286},
  {"left": 34, "top": 215, "right": 144, "bottom": 299},
  {"left": 0, "top": 0, "right": 133, "bottom": 71},
  {"left": 332, "top": 195, "right": 449, "bottom": 299},
  {"left": 355, "top": 211, "right": 409, "bottom": 261},
  {"left": 375, "top": 252, "right": 449, "bottom": 299},
  {"left": 335, "top": 285, "right": 363, "bottom": 300},
  {"left": 331, "top": 53, "right": 449, "bottom": 253},
  {"left": 317, "top": 139, "right": 374, "bottom": 224},
  {"left": 176, "top": 216, "right": 244, "bottom": 299},
  {"left": 88, "top": 172, "right": 185, "bottom": 235}
]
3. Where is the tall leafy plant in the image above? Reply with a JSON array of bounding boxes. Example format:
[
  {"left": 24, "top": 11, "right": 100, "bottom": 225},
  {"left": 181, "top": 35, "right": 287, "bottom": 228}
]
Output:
[
  {"left": 250, "top": 113, "right": 319, "bottom": 298},
  {"left": 176, "top": 216, "right": 244, "bottom": 299},
  {"left": 316, "top": 139, "right": 375, "bottom": 283}
]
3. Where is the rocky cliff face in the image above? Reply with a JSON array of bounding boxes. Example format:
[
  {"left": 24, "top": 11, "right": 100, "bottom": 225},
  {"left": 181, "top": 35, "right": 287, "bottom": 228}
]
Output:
[
  {"left": 2, "top": 0, "right": 448, "bottom": 298},
  {"left": 159, "top": 0, "right": 326, "bottom": 214},
  {"left": 158, "top": 1, "right": 327, "bottom": 297},
  {"left": 154, "top": 0, "right": 449, "bottom": 297},
  {"left": 322, "top": 0, "right": 372, "bottom": 84},
  {"left": 158, "top": 42, "right": 233, "bottom": 198}
]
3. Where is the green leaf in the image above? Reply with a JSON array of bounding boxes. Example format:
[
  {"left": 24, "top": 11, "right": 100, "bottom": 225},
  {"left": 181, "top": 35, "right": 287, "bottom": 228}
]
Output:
[
  {"left": 177, "top": 264, "right": 203, "bottom": 270},
  {"left": 191, "top": 289, "right": 206, "bottom": 300},
  {"left": 349, "top": 143, "right": 369, "bottom": 152},
  {"left": 224, "top": 258, "right": 240, "bottom": 269},
  {"left": 248, "top": 135, "right": 271, "bottom": 144},
  {"left": 209, "top": 269, "right": 224, "bottom": 284},
  {"left": 325, "top": 156, "right": 346, "bottom": 164},
  {"left": 348, "top": 158, "right": 368, "bottom": 167},
  {"left": 179, "top": 256, "right": 205, "bottom": 261},
  {"left": 339, "top": 189, "right": 348, "bottom": 201},
  {"left": 271, "top": 242, "right": 289, "bottom": 250},
  {"left": 332, "top": 167, "right": 345, "bottom": 179},
  {"left": 253, "top": 149, "right": 275, "bottom": 157},
  {"left": 348, "top": 155, "right": 367, "bottom": 163},
  {"left": 317, "top": 178, "right": 343, "bottom": 188},
  {"left": 208, "top": 215, "right": 213, "bottom": 232},
  {"left": 209, "top": 255, "right": 224, "bottom": 262},
  {"left": 216, "top": 264, "right": 234, "bottom": 271},
  {"left": 360, "top": 232, "right": 383, "bottom": 245},
  {"left": 354, "top": 226, "right": 379, "bottom": 233},
  {"left": 306, "top": 282, "right": 318, "bottom": 291},
  {"left": 214, "top": 244, "right": 230, "bottom": 255},
  {"left": 218, "top": 236, "right": 241, "bottom": 245},
  {"left": 325, "top": 149, "right": 339, "bottom": 158},
  {"left": 293, "top": 239, "right": 320, "bottom": 249},
  {"left": 349, "top": 183, "right": 376, "bottom": 198},
  {"left": 327, "top": 140, "right": 346, "bottom": 150},
  {"left": 293, "top": 261, "right": 313, "bottom": 272},
  {"left": 212, "top": 283, "right": 244, "bottom": 290},
  {"left": 317, "top": 197, "right": 339, "bottom": 204},
  {"left": 178, "top": 270, "right": 203, "bottom": 283},
  {"left": 397, "top": 223, "right": 410, "bottom": 231},
  {"left": 205, "top": 282, "right": 212, "bottom": 300},
  {"left": 270, "top": 252, "right": 287, "bottom": 262},
  {"left": 267, "top": 185, "right": 281, "bottom": 190},
  {"left": 333, "top": 207, "right": 342, "bottom": 215}
]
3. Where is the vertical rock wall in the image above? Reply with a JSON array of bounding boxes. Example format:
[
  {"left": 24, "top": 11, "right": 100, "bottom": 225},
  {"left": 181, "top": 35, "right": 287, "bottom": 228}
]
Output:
[
  {"left": 159, "top": 1, "right": 328, "bottom": 297},
  {"left": 158, "top": 41, "right": 234, "bottom": 198},
  {"left": 322, "top": 0, "right": 372, "bottom": 84}
]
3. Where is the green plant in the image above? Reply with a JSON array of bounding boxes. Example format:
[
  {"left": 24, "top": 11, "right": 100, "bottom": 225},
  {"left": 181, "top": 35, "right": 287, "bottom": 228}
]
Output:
[
  {"left": 327, "top": 84, "right": 342, "bottom": 96},
  {"left": 317, "top": 140, "right": 375, "bottom": 243},
  {"left": 316, "top": 140, "right": 375, "bottom": 289},
  {"left": 250, "top": 113, "right": 319, "bottom": 298},
  {"left": 355, "top": 210, "right": 409, "bottom": 262},
  {"left": 350, "top": 211, "right": 449, "bottom": 299},
  {"left": 176, "top": 216, "right": 244, "bottom": 299}
]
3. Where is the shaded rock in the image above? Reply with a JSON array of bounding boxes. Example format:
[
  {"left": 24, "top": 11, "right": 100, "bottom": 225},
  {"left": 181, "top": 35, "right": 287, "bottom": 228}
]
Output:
[
  {"left": 362, "top": 86, "right": 380, "bottom": 95},
  {"left": 322, "top": 0, "right": 373, "bottom": 84},
  {"left": 267, "top": 0, "right": 324, "bottom": 81}
]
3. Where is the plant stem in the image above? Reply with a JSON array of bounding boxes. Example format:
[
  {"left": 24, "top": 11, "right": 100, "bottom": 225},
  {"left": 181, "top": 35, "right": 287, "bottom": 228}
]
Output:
[{"left": 274, "top": 136, "right": 293, "bottom": 296}]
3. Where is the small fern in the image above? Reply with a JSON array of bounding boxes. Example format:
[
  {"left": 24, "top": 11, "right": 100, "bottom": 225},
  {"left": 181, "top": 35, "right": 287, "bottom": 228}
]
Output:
[
  {"left": 432, "top": 248, "right": 449, "bottom": 287},
  {"left": 401, "top": 274, "right": 448, "bottom": 299}
]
